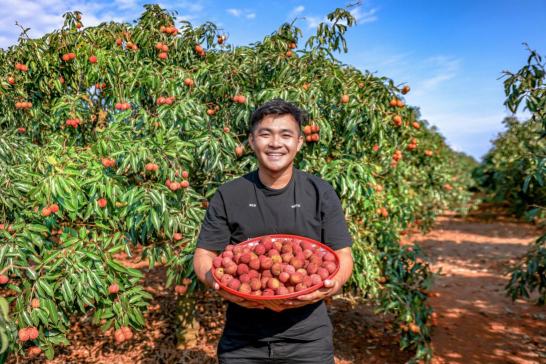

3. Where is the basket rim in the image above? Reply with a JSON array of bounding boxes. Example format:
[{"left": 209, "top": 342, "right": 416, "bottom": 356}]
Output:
[{"left": 212, "top": 234, "right": 340, "bottom": 301}]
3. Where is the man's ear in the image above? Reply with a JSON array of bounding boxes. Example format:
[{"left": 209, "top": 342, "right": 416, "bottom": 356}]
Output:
[
  {"left": 297, "top": 135, "right": 304, "bottom": 151},
  {"left": 249, "top": 133, "right": 255, "bottom": 151}
]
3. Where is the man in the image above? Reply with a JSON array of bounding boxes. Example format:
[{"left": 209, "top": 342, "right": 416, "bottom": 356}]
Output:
[{"left": 193, "top": 98, "right": 354, "bottom": 363}]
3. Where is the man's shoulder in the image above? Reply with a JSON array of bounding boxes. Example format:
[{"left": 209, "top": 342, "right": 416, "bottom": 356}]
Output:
[{"left": 294, "top": 169, "right": 334, "bottom": 192}]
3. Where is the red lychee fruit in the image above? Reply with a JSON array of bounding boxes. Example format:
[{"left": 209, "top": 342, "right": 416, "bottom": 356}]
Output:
[
  {"left": 290, "top": 272, "right": 304, "bottom": 285},
  {"left": 237, "top": 263, "right": 249, "bottom": 275},
  {"left": 254, "top": 244, "right": 266, "bottom": 255},
  {"left": 109, "top": 284, "right": 119, "bottom": 293},
  {"left": 303, "top": 276, "right": 313, "bottom": 287},
  {"left": 317, "top": 268, "right": 329, "bottom": 280},
  {"left": 248, "top": 269, "right": 259, "bottom": 279},
  {"left": 261, "top": 256, "right": 273, "bottom": 269},
  {"left": 279, "top": 272, "right": 290, "bottom": 283},
  {"left": 0, "top": 275, "right": 8, "bottom": 284},
  {"left": 281, "top": 253, "right": 294, "bottom": 264},
  {"left": 225, "top": 262, "right": 237, "bottom": 275},
  {"left": 271, "top": 263, "right": 283, "bottom": 276},
  {"left": 249, "top": 258, "right": 261, "bottom": 271},
  {"left": 323, "top": 261, "right": 337, "bottom": 274},
  {"left": 283, "top": 265, "right": 296, "bottom": 274},
  {"left": 175, "top": 285, "right": 187, "bottom": 294},
  {"left": 28, "top": 326, "right": 39, "bottom": 340},
  {"left": 240, "top": 253, "right": 251, "bottom": 264},
  {"left": 267, "top": 278, "right": 280, "bottom": 290},
  {"left": 260, "top": 277, "right": 269, "bottom": 289},
  {"left": 31, "top": 298, "right": 40, "bottom": 309},
  {"left": 272, "top": 240, "right": 283, "bottom": 252},
  {"left": 214, "top": 267, "right": 225, "bottom": 279},
  {"left": 41, "top": 207, "right": 51, "bottom": 217},
  {"left": 281, "top": 244, "right": 293, "bottom": 254},
  {"left": 323, "top": 252, "right": 336, "bottom": 262},
  {"left": 173, "top": 233, "right": 183, "bottom": 241},
  {"left": 239, "top": 283, "right": 251, "bottom": 294},
  {"left": 19, "top": 328, "right": 30, "bottom": 341},
  {"left": 262, "top": 289, "right": 275, "bottom": 296},
  {"left": 239, "top": 274, "right": 250, "bottom": 284},
  {"left": 98, "top": 198, "right": 107, "bottom": 208},
  {"left": 309, "top": 255, "right": 323, "bottom": 265},
  {"left": 223, "top": 250, "right": 234, "bottom": 259},
  {"left": 310, "top": 274, "right": 322, "bottom": 286},
  {"left": 250, "top": 278, "right": 261, "bottom": 291},
  {"left": 221, "top": 274, "right": 233, "bottom": 286},
  {"left": 290, "top": 257, "right": 304, "bottom": 269},
  {"left": 277, "top": 286, "right": 290, "bottom": 295},
  {"left": 262, "top": 270, "right": 272, "bottom": 278},
  {"left": 307, "top": 263, "right": 319, "bottom": 275},
  {"left": 296, "top": 283, "right": 308, "bottom": 292},
  {"left": 50, "top": 204, "right": 59, "bottom": 213}
]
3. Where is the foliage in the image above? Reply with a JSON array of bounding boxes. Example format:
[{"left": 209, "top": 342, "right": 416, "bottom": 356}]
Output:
[
  {"left": 0, "top": 4, "right": 474, "bottom": 362},
  {"left": 477, "top": 44, "right": 546, "bottom": 304},
  {"left": 473, "top": 117, "right": 546, "bottom": 216}
]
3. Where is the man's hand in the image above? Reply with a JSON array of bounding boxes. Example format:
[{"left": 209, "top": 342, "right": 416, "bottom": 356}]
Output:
[
  {"left": 280, "top": 278, "right": 339, "bottom": 308},
  {"left": 204, "top": 269, "right": 265, "bottom": 309}
]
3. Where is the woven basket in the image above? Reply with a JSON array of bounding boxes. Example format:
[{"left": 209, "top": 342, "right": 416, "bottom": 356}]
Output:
[{"left": 212, "top": 234, "right": 340, "bottom": 312}]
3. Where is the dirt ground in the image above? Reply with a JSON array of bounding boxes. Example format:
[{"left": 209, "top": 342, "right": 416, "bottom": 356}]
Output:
[
  {"left": 412, "top": 215, "right": 546, "bottom": 364},
  {"left": 8, "top": 213, "right": 546, "bottom": 364}
]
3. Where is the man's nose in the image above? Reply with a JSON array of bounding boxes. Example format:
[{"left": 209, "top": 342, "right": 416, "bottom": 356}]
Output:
[{"left": 268, "top": 134, "right": 283, "bottom": 148}]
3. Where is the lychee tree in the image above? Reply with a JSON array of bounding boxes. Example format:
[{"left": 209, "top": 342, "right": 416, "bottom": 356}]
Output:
[
  {"left": 0, "top": 4, "right": 474, "bottom": 362},
  {"left": 481, "top": 44, "right": 546, "bottom": 305}
]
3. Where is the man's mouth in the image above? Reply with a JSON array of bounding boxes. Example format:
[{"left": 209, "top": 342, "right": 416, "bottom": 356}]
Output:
[{"left": 265, "top": 152, "right": 286, "bottom": 159}]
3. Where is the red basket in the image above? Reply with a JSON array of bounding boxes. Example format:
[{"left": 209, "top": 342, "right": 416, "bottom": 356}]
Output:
[{"left": 212, "top": 234, "right": 340, "bottom": 312}]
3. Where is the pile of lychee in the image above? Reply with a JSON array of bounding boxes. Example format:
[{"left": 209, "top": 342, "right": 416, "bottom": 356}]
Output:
[{"left": 213, "top": 236, "right": 338, "bottom": 297}]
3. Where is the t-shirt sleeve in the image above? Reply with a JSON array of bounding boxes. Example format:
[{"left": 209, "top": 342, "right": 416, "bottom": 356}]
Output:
[
  {"left": 321, "top": 187, "right": 353, "bottom": 250},
  {"left": 196, "top": 189, "right": 231, "bottom": 252}
]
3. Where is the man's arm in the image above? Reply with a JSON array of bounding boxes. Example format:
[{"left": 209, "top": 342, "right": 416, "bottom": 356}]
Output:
[
  {"left": 193, "top": 247, "right": 265, "bottom": 309},
  {"left": 281, "top": 246, "right": 353, "bottom": 307}
]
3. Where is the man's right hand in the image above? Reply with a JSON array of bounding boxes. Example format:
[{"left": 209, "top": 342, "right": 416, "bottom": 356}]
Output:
[{"left": 205, "top": 269, "right": 265, "bottom": 309}]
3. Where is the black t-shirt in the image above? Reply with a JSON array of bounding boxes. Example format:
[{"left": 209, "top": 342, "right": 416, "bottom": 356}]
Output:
[{"left": 196, "top": 168, "right": 352, "bottom": 345}]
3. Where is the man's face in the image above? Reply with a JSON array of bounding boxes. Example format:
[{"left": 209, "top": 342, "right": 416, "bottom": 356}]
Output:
[{"left": 249, "top": 114, "right": 304, "bottom": 174}]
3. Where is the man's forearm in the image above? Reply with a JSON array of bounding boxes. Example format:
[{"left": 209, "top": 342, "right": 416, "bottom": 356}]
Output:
[
  {"left": 193, "top": 248, "right": 219, "bottom": 286},
  {"left": 332, "top": 247, "right": 354, "bottom": 294}
]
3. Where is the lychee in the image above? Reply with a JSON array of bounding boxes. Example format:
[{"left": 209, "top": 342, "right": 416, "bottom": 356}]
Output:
[
  {"left": 290, "top": 272, "right": 304, "bottom": 285},
  {"left": 290, "top": 257, "right": 304, "bottom": 269},
  {"left": 317, "top": 268, "right": 329, "bottom": 280},
  {"left": 239, "top": 283, "right": 251, "bottom": 294},
  {"left": 227, "top": 278, "right": 241, "bottom": 291}
]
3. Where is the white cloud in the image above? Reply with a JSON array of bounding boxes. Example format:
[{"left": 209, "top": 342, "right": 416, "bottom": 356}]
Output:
[
  {"left": 246, "top": 13, "right": 256, "bottom": 19},
  {"left": 415, "top": 56, "right": 461, "bottom": 95},
  {"left": 288, "top": 5, "right": 305, "bottom": 19},
  {"left": 0, "top": 0, "right": 207, "bottom": 49},
  {"left": 302, "top": 5, "right": 379, "bottom": 29},
  {"left": 227, "top": 9, "right": 242, "bottom": 17},
  {"left": 350, "top": 7, "right": 378, "bottom": 24}
]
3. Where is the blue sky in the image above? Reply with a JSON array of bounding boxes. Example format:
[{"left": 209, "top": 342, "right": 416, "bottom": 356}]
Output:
[{"left": 1, "top": 0, "right": 545, "bottom": 160}]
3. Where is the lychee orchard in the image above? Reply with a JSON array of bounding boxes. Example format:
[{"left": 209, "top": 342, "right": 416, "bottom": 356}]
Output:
[{"left": 0, "top": 4, "right": 475, "bottom": 362}]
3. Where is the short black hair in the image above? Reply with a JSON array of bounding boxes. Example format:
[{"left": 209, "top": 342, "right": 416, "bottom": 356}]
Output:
[{"left": 249, "top": 98, "right": 307, "bottom": 136}]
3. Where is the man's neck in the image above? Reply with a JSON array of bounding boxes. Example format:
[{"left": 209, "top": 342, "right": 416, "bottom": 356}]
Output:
[{"left": 258, "top": 165, "right": 293, "bottom": 189}]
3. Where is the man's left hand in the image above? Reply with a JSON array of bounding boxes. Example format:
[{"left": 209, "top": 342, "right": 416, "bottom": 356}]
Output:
[{"left": 280, "top": 278, "right": 339, "bottom": 308}]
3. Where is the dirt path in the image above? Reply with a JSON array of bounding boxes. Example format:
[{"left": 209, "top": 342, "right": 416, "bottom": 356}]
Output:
[{"left": 412, "top": 216, "right": 546, "bottom": 364}]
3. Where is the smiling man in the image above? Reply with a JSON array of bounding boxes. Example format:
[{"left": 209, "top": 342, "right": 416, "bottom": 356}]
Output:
[{"left": 193, "top": 98, "right": 354, "bottom": 364}]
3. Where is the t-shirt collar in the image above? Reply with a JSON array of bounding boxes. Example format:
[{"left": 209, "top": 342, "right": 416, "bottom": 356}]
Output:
[{"left": 254, "top": 168, "right": 295, "bottom": 196}]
